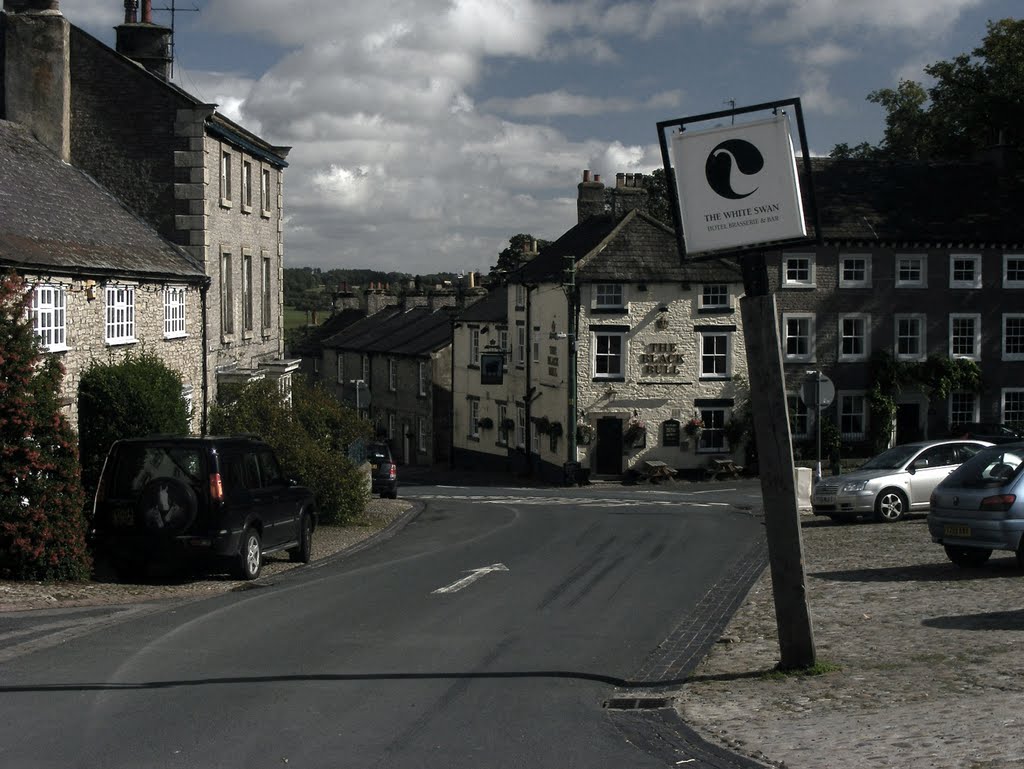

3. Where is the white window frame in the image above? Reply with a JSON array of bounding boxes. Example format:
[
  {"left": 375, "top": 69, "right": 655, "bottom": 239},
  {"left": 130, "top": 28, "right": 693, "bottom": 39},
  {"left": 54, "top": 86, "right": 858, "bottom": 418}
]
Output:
[
  {"left": 498, "top": 404, "right": 509, "bottom": 445},
  {"left": 32, "top": 284, "right": 67, "bottom": 352},
  {"left": 104, "top": 284, "right": 136, "bottom": 345},
  {"left": 1003, "top": 254, "right": 1024, "bottom": 288},
  {"left": 592, "top": 330, "right": 625, "bottom": 380},
  {"left": 531, "top": 421, "right": 540, "bottom": 453},
  {"left": 388, "top": 413, "right": 395, "bottom": 440},
  {"left": 388, "top": 358, "right": 397, "bottom": 391},
  {"left": 514, "top": 284, "right": 526, "bottom": 308},
  {"left": 220, "top": 251, "right": 234, "bottom": 336},
  {"left": 499, "top": 327, "right": 509, "bottom": 371},
  {"left": 838, "top": 313, "right": 870, "bottom": 362},
  {"left": 700, "top": 284, "right": 729, "bottom": 310},
  {"left": 1002, "top": 388, "right": 1024, "bottom": 428},
  {"left": 839, "top": 253, "right": 872, "bottom": 288},
  {"left": 418, "top": 361, "right": 427, "bottom": 396},
  {"left": 895, "top": 254, "right": 927, "bottom": 288},
  {"left": 532, "top": 327, "right": 540, "bottom": 364},
  {"left": 949, "top": 313, "right": 981, "bottom": 361},
  {"left": 470, "top": 328, "right": 480, "bottom": 366},
  {"left": 699, "top": 331, "right": 729, "bottom": 379},
  {"left": 336, "top": 354, "right": 344, "bottom": 384},
  {"left": 950, "top": 254, "right": 982, "bottom": 289},
  {"left": 242, "top": 253, "right": 254, "bottom": 333},
  {"left": 1003, "top": 314, "right": 1024, "bottom": 361},
  {"left": 418, "top": 417, "right": 427, "bottom": 453},
  {"left": 782, "top": 312, "right": 815, "bottom": 362},
  {"left": 469, "top": 400, "right": 480, "bottom": 438},
  {"left": 516, "top": 404, "right": 526, "bottom": 448},
  {"left": 220, "top": 149, "right": 232, "bottom": 206},
  {"left": 787, "top": 394, "right": 809, "bottom": 439},
  {"left": 949, "top": 391, "right": 978, "bottom": 428},
  {"left": 894, "top": 313, "right": 926, "bottom": 362},
  {"left": 516, "top": 325, "right": 526, "bottom": 368},
  {"left": 838, "top": 391, "right": 867, "bottom": 441},
  {"left": 242, "top": 160, "right": 253, "bottom": 211},
  {"left": 594, "top": 283, "right": 624, "bottom": 309},
  {"left": 261, "top": 255, "right": 272, "bottom": 331},
  {"left": 781, "top": 253, "right": 815, "bottom": 288},
  {"left": 163, "top": 285, "right": 186, "bottom": 339},
  {"left": 261, "top": 167, "right": 272, "bottom": 217},
  {"left": 696, "top": 407, "right": 729, "bottom": 453}
]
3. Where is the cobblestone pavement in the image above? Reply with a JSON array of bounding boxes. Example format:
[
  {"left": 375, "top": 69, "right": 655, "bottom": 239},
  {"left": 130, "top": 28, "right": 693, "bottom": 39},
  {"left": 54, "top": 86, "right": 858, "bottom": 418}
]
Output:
[{"left": 673, "top": 514, "right": 1024, "bottom": 769}]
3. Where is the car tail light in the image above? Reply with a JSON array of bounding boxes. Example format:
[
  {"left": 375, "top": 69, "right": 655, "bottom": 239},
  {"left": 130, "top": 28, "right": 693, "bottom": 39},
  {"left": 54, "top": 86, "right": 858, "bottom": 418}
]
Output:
[
  {"left": 980, "top": 494, "right": 1015, "bottom": 512},
  {"left": 388, "top": 463, "right": 396, "bottom": 480},
  {"left": 209, "top": 472, "right": 224, "bottom": 502}
]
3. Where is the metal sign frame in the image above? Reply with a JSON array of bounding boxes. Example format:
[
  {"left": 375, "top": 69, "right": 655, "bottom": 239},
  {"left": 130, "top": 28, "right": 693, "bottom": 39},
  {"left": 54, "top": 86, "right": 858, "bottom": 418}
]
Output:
[{"left": 656, "top": 97, "right": 822, "bottom": 262}]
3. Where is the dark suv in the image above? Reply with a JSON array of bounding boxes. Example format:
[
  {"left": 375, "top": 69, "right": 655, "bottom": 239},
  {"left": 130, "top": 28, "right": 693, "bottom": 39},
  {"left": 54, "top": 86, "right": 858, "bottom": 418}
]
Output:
[
  {"left": 89, "top": 436, "right": 317, "bottom": 580},
  {"left": 368, "top": 442, "right": 398, "bottom": 499}
]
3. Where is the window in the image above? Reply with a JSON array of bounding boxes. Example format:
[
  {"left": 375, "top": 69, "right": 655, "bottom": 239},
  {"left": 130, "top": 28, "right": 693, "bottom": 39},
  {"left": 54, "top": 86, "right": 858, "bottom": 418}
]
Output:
[
  {"left": 220, "top": 252, "right": 234, "bottom": 336},
  {"left": 418, "top": 361, "right": 427, "bottom": 396},
  {"left": 498, "top": 404, "right": 509, "bottom": 445},
  {"left": 514, "top": 284, "right": 526, "bottom": 308},
  {"left": 469, "top": 399, "right": 480, "bottom": 438},
  {"left": 1003, "top": 314, "right": 1024, "bottom": 360},
  {"left": 700, "top": 284, "right": 729, "bottom": 310},
  {"left": 242, "top": 160, "right": 253, "bottom": 211},
  {"left": 531, "top": 420, "right": 540, "bottom": 453},
  {"left": 388, "top": 413, "right": 395, "bottom": 440},
  {"left": 781, "top": 253, "right": 815, "bottom": 287},
  {"left": 839, "top": 254, "right": 871, "bottom": 288},
  {"left": 516, "top": 404, "right": 526, "bottom": 448},
  {"left": 104, "top": 284, "right": 136, "bottom": 345},
  {"left": 261, "top": 255, "right": 272, "bottom": 331},
  {"left": 838, "top": 313, "right": 869, "bottom": 361},
  {"left": 700, "top": 332, "right": 729, "bottom": 378},
  {"left": 164, "top": 285, "right": 186, "bottom": 338},
  {"left": 470, "top": 328, "right": 480, "bottom": 366},
  {"left": 594, "top": 284, "right": 624, "bottom": 309},
  {"left": 418, "top": 417, "right": 427, "bottom": 453},
  {"left": 894, "top": 314, "right": 925, "bottom": 361},
  {"left": 499, "top": 328, "right": 509, "bottom": 371},
  {"left": 697, "top": 408, "right": 727, "bottom": 452},
  {"left": 787, "top": 394, "right": 809, "bottom": 439},
  {"left": 895, "top": 254, "right": 927, "bottom": 288},
  {"left": 516, "top": 325, "right": 526, "bottom": 368},
  {"left": 336, "top": 354, "right": 344, "bottom": 384},
  {"left": 839, "top": 393, "right": 866, "bottom": 440},
  {"left": 1002, "top": 389, "right": 1024, "bottom": 427},
  {"left": 1004, "top": 254, "right": 1024, "bottom": 288},
  {"left": 949, "top": 314, "right": 981, "bottom": 360},
  {"left": 388, "top": 359, "right": 397, "bottom": 391},
  {"left": 949, "top": 392, "right": 977, "bottom": 427},
  {"left": 261, "top": 168, "right": 272, "bottom": 216},
  {"left": 362, "top": 355, "right": 370, "bottom": 383},
  {"left": 950, "top": 254, "right": 981, "bottom": 288},
  {"left": 32, "top": 285, "right": 66, "bottom": 351},
  {"left": 242, "top": 253, "right": 254, "bottom": 332},
  {"left": 593, "top": 330, "right": 625, "bottom": 379},
  {"left": 532, "top": 327, "right": 540, "bottom": 364},
  {"left": 220, "top": 150, "right": 232, "bottom": 205},
  {"left": 782, "top": 313, "right": 815, "bottom": 361}
]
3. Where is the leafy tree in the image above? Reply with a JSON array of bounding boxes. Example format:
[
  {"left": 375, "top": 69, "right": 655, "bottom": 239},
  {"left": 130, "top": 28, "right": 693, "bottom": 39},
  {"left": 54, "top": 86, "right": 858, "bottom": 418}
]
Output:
[
  {"left": 832, "top": 18, "right": 1024, "bottom": 159},
  {"left": 490, "top": 234, "right": 548, "bottom": 276},
  {"left": 210, "top": 376, "right": 372, "bottom": 524},
  {"left": 77, "top": 350, "right": 190, "bottom": 496},
  {"left": 639, "top": 168, "right": 673, "bottom": 224},
  {"left": 0, "top": 272, "right": 91, "bottom": 581}
]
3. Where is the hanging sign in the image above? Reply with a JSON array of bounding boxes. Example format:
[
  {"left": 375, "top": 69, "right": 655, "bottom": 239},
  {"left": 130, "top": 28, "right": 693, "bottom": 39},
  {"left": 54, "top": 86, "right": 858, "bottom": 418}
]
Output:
[{"left": 670, "top": 114, "right": 806, "bottom": 254}]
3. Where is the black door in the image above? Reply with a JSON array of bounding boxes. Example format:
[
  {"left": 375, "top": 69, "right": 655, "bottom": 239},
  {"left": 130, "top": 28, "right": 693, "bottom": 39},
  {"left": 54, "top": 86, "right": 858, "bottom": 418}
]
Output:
[
  {"left": 594, "top": 417, "right": 623, "bottom": 476},
  {"left": 896, "top": 403, "right": 922, "bottom": 444}
]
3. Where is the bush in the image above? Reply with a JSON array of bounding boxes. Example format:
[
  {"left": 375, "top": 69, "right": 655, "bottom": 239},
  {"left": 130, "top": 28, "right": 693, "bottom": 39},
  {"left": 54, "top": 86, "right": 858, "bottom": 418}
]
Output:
[
  {"left": 0, "top": 272, "right": 91, "bottom": 580},
  {"left": 77, "top": 349, "right": 190, "bottom": 497},
  {"left": 210, "top": 375, "right": 371, "bottom": 525}
]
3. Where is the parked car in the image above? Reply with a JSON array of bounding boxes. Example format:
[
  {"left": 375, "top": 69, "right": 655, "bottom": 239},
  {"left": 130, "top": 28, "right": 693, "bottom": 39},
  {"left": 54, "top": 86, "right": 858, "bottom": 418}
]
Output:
[
  {"left": 948, "top": 422, "right": 1023, "bottom": 444},
  {"left": 928, "top": 443, "right": 1024, "bottom": 568},
  {"left": 812, "top": 439, "right": 991, "bottom": 522},
  {"left": 89, "top": 436, "right": 317, "bottom": 580},
  {"left": 369, "top": 442, "right": 398, "bottom": 499}
]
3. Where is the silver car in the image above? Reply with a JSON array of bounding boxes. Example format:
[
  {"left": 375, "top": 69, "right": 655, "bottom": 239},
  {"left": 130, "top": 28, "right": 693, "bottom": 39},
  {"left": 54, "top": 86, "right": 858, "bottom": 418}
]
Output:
[
  {"left": 929, "top": 442, "right": 1024, "bottom": 568},
  {"left": 812, "top": 440, "right": 991, "bottom": 522}
]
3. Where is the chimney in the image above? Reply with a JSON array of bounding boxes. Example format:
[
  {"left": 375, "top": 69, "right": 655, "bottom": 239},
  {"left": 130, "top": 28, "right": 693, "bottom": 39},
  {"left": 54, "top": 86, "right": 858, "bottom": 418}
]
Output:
[
  {"left": 116, "top": 0, "right": 172, "bottom": 81},
  {"left": 577, "top": 168, "right": 606, "bottom": 222},
  {"left": 610, "top": 171, "right": 647, "bottom": 217},
  {"left": 2, "top": 0, "right": 70, "bottom": 161}
]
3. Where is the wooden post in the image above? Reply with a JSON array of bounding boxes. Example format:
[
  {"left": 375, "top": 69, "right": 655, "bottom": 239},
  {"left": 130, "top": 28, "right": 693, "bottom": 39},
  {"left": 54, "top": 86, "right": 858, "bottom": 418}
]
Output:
[{"left": 740, "top": 254, "right": 816, "bottom": 670}]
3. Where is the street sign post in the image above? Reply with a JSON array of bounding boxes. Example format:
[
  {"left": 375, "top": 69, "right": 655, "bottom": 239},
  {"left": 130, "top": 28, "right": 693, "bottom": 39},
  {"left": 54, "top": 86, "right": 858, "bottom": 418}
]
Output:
[{"left": 802, "top": 371, "right": 834, "bottom": 482}]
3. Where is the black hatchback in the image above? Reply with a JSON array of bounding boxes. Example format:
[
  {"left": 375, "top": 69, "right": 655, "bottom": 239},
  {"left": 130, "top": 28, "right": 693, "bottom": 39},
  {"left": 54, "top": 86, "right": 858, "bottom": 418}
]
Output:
[
  {"left": 368, "top": 442, "right": 398, "bottom": 499},
  {"left": 89, "top": 436, "right": 317, "bottom": 580}
]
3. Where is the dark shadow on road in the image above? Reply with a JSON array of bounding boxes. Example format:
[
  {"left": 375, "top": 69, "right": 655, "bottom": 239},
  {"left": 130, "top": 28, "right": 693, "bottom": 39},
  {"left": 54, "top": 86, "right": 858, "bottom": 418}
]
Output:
[
  {"left": 810, "top": 557, "right": 1022, "bottom": 584},
  {"left": 923, "top": 608, "right": 1024, "bottom": 631}
]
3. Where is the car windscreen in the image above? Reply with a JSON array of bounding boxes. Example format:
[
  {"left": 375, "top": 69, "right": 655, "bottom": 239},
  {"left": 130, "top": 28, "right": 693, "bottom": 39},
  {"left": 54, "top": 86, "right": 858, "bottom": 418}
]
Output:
[
  {"left": 945, "top": 448, "right": 1024, "bottom": 488},
  {"left": 108, "top": 445, "right": 205, "bottom": 496},
  {"left": 860, "top": 445, "right": 918, "bottom": 471}
]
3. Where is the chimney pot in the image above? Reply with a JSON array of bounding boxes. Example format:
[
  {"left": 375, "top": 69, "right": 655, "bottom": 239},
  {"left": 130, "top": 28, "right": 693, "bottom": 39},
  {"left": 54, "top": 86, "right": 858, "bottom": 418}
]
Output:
[
  {"left": 141, "top": 0, "right": 151, "bottom": 23},
  {"left": 582, "top": 169, "right": 590, "bottom": 182}
]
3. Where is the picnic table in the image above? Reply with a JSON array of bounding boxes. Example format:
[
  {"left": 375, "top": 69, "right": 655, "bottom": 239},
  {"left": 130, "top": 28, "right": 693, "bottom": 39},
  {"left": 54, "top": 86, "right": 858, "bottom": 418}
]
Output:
[
  {"left": 705, "top": 457, "right": 742, "bottom": 480},
  {"left": 640, "top": 460, "right": 677, "bottom": 483}
]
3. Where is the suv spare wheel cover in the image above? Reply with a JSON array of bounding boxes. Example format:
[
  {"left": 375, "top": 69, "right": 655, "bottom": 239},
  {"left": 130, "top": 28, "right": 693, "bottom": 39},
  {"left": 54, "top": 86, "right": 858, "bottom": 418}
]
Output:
[{"left": 136, "top": 478, "right": 198, "bottom": 535}]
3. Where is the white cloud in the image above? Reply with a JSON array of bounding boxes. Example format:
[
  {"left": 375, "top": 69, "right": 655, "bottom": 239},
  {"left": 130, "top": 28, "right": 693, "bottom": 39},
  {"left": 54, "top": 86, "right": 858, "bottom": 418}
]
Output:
[{"left": 481, "top": 89, "right": 682, "bottom": 118}]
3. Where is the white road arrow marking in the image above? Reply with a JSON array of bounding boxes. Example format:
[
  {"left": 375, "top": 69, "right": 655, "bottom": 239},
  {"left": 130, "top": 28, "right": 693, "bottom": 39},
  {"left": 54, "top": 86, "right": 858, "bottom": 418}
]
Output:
[{"left": 431, "top": 563, "right": 509, "bottom": 594}]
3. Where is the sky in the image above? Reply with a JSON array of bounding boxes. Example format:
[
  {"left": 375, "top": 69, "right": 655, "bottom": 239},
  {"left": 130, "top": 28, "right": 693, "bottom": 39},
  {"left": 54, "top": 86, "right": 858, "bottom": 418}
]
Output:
[{"left": 69, "top": 0, "right": 1020, "bottom": 276}]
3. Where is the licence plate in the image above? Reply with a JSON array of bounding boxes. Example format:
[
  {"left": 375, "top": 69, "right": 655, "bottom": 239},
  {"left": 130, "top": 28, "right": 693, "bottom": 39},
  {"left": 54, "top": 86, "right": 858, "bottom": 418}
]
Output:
[
  {"left": 371, "top": 463, "right": 379, "bottom": 471},
  {"left": 814, "top": 495, "right": 835, "bottom": 505},
  {"left": 110, "top": 505, "right": 134, "bottom": 528},
  {"left": 944, "top": 524, "right": 971, "bottom": 538}
]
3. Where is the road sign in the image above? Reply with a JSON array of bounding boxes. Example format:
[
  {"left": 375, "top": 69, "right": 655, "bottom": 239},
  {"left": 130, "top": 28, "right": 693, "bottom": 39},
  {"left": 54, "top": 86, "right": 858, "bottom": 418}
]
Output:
[{"left": 800, "top": 372, "right": 835, "bottom": 408}]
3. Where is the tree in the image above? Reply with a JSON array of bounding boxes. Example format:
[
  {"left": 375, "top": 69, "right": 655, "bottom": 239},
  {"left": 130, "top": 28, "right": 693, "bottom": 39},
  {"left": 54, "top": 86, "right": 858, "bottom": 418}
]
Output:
[
  {"left": 832, "top": 18, "right": 1024, "bottom": 160},
  {"left": 0, "top": 272, "right": 91, "bottom": 581},
  {"left": 490, "top": 234, "right": 548, "bottom": 276},
  {"left": 639, "top": 168, "right": 674, "bottom": 224}
]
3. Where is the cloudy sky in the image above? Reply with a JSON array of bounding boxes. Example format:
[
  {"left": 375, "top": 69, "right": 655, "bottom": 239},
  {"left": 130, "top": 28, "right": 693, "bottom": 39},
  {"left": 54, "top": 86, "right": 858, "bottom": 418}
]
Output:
[{"left": 70, "top": 0, "right": 1019, "bottom": 276}]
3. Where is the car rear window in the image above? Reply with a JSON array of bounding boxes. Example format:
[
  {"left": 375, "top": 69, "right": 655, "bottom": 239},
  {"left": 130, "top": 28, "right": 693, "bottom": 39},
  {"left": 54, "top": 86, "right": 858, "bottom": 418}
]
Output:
[
  {"left": 108, "top": 445, "right": 205, "bottom": 496},
  {"left": 949, "top": 448, "right": 1024, "bottom": 487},
  {"left": 368, "top": 444, "right": 391, "bottom": 462}
]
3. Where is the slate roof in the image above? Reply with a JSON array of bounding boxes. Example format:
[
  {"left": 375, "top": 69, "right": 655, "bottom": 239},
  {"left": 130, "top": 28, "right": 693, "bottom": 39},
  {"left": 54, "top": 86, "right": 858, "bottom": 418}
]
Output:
[
  {"left": 808, "top": 156, "right": 1024, "bottom": 245},
  {"left": 288, "top": 308, "right": 367, "bottom": 356},
  {"left": 456, "top": 285, "right": 508, "bottom": 323},
  {"left": 323, "top": 306, "right": 453, "bottom": 356},
  {"left": 0, "top": 120, "right": 207, "bottom": 283}
]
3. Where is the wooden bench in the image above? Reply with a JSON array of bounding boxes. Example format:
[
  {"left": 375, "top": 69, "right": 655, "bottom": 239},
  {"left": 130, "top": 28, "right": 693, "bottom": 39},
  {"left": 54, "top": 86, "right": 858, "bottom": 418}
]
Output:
[
  {"left": 640, "top": 460, "right": 677, "bottom": 483},
  {"left": 705, "top": 457, "right": 742, "bottom": 481}
]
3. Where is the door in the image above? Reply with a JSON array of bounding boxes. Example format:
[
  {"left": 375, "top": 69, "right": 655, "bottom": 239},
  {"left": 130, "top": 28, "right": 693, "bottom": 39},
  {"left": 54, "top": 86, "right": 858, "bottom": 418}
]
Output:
[
  {"left": 907, "top": 443, "right": 958, "bottom": 507},
  {"left": 254, "top": 448, "right": 297, "bottom": 547},
  {"left": 594, "top": 417, "right": 623, "bottom": 476},
  {"left": 895, "top": 403, "right": 922, "bottom": 444}
]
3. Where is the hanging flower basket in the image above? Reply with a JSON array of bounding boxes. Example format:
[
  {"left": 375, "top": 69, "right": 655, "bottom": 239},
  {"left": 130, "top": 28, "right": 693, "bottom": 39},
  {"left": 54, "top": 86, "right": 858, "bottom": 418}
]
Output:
[
  {"left": 536, "top": 416, "right": 551, "bottom": 434},
  {"left": 477, "top": 417, "right": 494, "bottom": 430},
  {"left": 500, "top": 418, "right": 516, "bottom": 431},
  {"left": 548, "top": 422, "right": 563, "bottom": 438},
  {"left": 576, "top": 422, "right": 594, "bottom": 445},
  {"left": 685, "top": 416, "right": 704, "bottom": 437}
]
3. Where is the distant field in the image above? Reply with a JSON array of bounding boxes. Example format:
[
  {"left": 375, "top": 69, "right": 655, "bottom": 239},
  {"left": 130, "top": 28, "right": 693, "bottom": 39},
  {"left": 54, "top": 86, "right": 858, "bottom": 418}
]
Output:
[{"left": 284, "top": 306, "right": 316, "bottom": 330}]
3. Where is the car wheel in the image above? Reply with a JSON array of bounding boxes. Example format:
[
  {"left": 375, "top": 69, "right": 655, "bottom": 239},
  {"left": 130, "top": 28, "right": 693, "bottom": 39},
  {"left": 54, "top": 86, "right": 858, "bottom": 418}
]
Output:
[
  {"left": 944, "top": 544, "right": 992, "bottom": 568},
  {"left": 387, "top": 488, "right": 398, "bottom": 500},
  {"left": 289, "top": 514, "right": 313, "bottom": 564},
  {"left": 874, "top": 489, "right": 907, "bottom": 522},
  {"left": 234, "top": 527, "right": 262, "bottom": 580}
]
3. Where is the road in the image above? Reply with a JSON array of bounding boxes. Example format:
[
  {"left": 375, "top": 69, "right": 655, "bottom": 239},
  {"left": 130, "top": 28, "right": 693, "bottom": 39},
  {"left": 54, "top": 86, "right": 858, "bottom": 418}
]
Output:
[{"left": 0, "top": 481, "right": 766, "bottom": 769}]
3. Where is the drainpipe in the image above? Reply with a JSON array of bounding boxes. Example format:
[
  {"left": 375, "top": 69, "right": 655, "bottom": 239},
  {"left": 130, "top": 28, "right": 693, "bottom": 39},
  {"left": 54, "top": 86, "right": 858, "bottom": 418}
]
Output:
[
  {"left": 200, "top": 280, "right": 210, "bottom": 436},
  {"left": 449, "top": 314, "right": 456, "bottom": 469},
  {"left": 524, "top": 282, "right": 534, "bottom": 477},
  {"left": 565, "top": 257, "right": 578, "bottom": 481}
]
